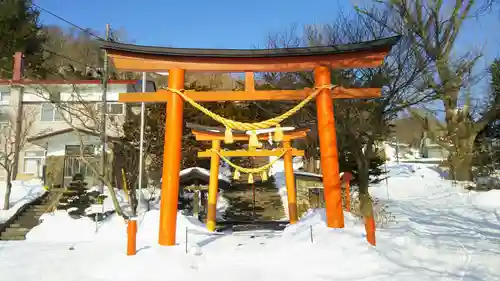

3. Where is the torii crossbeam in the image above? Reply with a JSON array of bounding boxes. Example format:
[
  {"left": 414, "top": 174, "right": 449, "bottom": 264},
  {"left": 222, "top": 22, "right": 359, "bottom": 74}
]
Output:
[{"left": 100, "top": 36, "right": 400, "bottom": 246}]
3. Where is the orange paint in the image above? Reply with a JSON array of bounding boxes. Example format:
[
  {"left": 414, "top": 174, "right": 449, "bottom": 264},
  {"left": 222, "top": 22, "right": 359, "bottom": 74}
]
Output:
[
  {"left": 127, "top": 219, "right": 137, "bottom": 255},
  {"left": 191, "top": 128, "right": 310, "bottom": 142},
  {"left": 245, "top": 72, "right": 255, "bottom": 92},
  {"left": 342, "top": 172, "right": 353, "bottom": 212},
  {"left": 206, "top": 140, "right": 221, "bottom": 232},
  {"left": 314, "top": 66, "right": 344, "bottom": 228},
  {"left": 158, "top": 68, "right": 185, "bottom": 246},
  {"left": 107, "top": 50, "right": 388, "bottom": 72},
  {"left": 365, "top": 216, "right": 376, "bottom": 246},
  {"left": 197, "top": 149, "right": 304, "bottom": 158},
  {"left": 283, "top": 141, "right": 298, "bottom": 224},
  {"left": 118, "top": 87, "right": 381, "bottom": 103}
]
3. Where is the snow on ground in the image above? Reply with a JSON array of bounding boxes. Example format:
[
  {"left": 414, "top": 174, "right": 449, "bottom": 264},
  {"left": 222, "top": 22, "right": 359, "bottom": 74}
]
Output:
[
  {"left": 0, "top": 179, "right": 45, "bottom": 224},
  {"left": 1, "top": 163, "right": 500, "bottom": 281}
]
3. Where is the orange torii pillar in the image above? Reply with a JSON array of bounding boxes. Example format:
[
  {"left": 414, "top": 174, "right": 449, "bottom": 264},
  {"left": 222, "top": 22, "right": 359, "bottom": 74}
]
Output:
[
  {"left": 315, "top": 66, "right": 344, "bottom": 228},
  {"left": 158, "top": 68, "right": 185, "bottom": 246},
  {"left": 206, "top": 140, "right": 221, "bottom": 232},
  {"left": 283, "top": 140, "right": 298, "bottom": 224}
]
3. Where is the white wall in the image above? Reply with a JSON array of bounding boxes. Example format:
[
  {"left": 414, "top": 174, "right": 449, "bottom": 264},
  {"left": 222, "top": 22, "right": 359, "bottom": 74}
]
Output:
[{"left": 21, "top": 84, "right": 129, "bottom": 102}]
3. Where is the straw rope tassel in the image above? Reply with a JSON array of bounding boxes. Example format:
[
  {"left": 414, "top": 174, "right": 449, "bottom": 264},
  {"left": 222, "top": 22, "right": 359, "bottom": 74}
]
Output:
[
  {"left": 261, "top": 170, "right": 268, "bottom": 182},
  {"left": 233, "top": 169, "right": 240, "bottom": 180},
  {"left": 249, "top": 130, "right": 259, "bottom": 148},
  {"left": 224, "top": 127, "right": 234, "bottom": 144},
  {"left": 274, "top": 125, "right": 284, "bottom": 142},
  {"left": 248, "top": 173, "right": 254, "bottom": 184}
]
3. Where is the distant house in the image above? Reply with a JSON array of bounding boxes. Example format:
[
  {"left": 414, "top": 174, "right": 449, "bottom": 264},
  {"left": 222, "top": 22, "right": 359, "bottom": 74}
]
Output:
[
  {"left": 386, "top": 116, "right": 449, "bottom": 160},
  {"left": 179, "top": 167, "right": 231, "bottom": 189}
]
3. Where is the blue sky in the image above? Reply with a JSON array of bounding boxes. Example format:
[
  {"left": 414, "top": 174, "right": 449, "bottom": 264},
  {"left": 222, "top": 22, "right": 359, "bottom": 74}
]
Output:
[{"left": 35, "top": 0, "right": 498, "bottom": 82}]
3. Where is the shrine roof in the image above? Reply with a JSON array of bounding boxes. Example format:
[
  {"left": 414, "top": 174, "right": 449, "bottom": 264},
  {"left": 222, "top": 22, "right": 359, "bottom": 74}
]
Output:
[{"left": 99, "top": 36, "right": 401, "bottom": 58}]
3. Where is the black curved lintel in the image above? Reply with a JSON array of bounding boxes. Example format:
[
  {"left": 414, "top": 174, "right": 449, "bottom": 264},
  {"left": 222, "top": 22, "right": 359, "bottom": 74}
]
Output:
[{"left": 99, "top": 36, "right": 401, "bottom": 58}]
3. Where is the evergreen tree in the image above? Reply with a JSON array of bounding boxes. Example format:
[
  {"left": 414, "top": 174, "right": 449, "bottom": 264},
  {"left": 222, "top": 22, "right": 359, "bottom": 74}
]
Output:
[{"left": 0, "top": 0, "right": 47, "bottom": 78}]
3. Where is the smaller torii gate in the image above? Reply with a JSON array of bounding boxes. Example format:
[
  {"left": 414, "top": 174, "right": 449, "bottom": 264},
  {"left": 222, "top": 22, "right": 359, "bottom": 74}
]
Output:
[{"left": 190, "top": 126, "right": 309, "bottom": 230}]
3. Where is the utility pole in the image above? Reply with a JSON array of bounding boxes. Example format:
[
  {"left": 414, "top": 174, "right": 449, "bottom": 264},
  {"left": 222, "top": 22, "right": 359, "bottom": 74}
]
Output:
[
  {"left": 96, "top": 24, "right": 110, "bottom": 231},
  {"left": 100, "top": 25, "right": 110, "bottom": 197},
  {"left": 137, "top": 72, "right": 147, "bottom": 214},
  {"left": 12, "top": 52, "right": 24, "bottom": 180}
]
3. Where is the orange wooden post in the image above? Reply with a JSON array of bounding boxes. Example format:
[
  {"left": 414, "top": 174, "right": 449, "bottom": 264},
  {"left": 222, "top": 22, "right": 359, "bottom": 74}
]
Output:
[
  {"left": 283, "top": 140, "right": 298, "bottom": 224},
  {"left": 158, "top": 68, "right": 185, "bottom": 246},
  {"left": 127, "top": 219, "right": 137, "bottom": 255},
  {"left": 343, "top": 172, "right": 352, "bottom": 212},
  {"left": 206, "top": 140, "right": 221, "bottom": 232},
  {"left": 365, "top": 216, "right": 376, "bottom": 246},
  {"left": 314, "top": 66, "right": 344, "bottom": 228}
]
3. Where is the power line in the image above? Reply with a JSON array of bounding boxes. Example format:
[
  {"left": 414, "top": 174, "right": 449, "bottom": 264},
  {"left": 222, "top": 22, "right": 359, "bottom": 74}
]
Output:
[{"left": 31, "top": 3, "right": 104, "bottom": 41}]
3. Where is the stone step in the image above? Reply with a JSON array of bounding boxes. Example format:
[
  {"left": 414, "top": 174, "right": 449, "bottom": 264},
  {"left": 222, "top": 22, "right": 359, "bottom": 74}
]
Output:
[
  {"left": 2, "top": 227, "right": 30, "bottom": 235},
  {"left": 14, "top": 219, "right": 40, "bottom": 228},
  {"left": 28, "top": 206, "right": 50, "bottom": 211},
  {"left": 21, "top": 211, "right": 45, "bottom": 217},
  {"left": 0, "top": 235, "right": 26, "bottom": 240},
  {"left": 27, "top": 204, "right": 50, "bottom": 210},
  {"left": 8, "top": 223, "right": 21, "bottom": 228}
]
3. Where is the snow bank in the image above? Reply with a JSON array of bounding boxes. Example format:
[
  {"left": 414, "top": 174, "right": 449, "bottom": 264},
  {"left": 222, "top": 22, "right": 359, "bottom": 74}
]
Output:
[
  {"left": 3, "top": 163, "right": 500, "bottom": 281},
  {"left": 0, "top": 179, "right": 45, "bottom": 223},
  {"left": 468, "top": 189, "right": 500, "bottom": 210},
  {"left": 269, "top": 156, "right": 303, "bottom": 219},
  {"left": 27, "top": 210, "right": 211, "bottom": 243},
  {"left": 86, "top": 186, "right": 128, "bottom": 215}
]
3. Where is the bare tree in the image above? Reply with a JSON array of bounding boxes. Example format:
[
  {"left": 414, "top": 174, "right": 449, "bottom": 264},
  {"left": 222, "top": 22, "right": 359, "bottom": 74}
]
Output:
[
  {"left": 1, "top": 107, "right": 37, "bottom": 210},
  {"left": 358, "top": 0, "right": 499, "bottom": 181},
  {"left": 261, "top": 8, "right": 433, "bottom": 219}
]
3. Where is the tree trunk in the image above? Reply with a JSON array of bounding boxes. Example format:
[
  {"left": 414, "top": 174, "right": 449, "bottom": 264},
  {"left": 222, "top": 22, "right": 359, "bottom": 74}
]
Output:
[
  {"left": 355, "top": 151, "right": 370, "bottom": 195},
  {"left": 3, "top": 172, "right": 12, "bottom": 210},
  {"left": 448, "top": 152, "right": 474, "bottom": 181},
  {"left": 107, "top": 185, "right": 124, "bottom": 216}
]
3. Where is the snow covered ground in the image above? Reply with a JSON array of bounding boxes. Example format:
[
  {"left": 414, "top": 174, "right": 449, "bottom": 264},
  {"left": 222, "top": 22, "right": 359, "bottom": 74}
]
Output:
[
  {"left": 269, "top": 156, "right": 303, "bottom": 219},
  {"left": 0, "top": 179, "right": 45, "bottom": 224},
  {"left": 1, "top": 163, "right": 500, "bottom": 281}
]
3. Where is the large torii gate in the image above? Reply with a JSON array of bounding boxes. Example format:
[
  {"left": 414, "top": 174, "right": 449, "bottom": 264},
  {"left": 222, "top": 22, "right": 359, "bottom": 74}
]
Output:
[{"left": 100, "top": 36, "right": 399, "bottom": 246}]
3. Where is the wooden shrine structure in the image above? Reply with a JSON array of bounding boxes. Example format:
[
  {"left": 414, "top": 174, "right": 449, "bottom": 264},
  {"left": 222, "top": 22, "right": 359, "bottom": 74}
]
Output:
[{"left": 100, "top": 35, "right": 400, "bottom": 247}]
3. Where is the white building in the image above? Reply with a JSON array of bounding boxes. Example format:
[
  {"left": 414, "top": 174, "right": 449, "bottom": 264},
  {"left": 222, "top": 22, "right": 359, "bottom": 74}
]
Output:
[{"left": 0, "top": 79, "right": 155, "bottom": 185}]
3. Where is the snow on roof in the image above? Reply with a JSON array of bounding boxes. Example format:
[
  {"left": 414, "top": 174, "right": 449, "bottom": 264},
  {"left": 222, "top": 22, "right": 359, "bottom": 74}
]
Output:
[
  {"left": 294, "top": 171, "right": 322, "bottom": 178},
  {"left": 179, "top": 167, "right": 231, "bottom": 183}
]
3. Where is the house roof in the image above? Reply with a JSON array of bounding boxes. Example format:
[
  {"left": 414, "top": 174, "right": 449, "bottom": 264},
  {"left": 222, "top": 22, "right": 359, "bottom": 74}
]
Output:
[{"left": 27, "top": 128, "right": 120, "bottom": 143}]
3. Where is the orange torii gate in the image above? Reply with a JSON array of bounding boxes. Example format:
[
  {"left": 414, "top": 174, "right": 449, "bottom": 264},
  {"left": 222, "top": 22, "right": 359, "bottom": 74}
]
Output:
[
  {"left": 190, "top": 126, "right": 309, "bottom": 230},
  {"left": 100, "top": 36, "right": 399, "bottom": 246}
]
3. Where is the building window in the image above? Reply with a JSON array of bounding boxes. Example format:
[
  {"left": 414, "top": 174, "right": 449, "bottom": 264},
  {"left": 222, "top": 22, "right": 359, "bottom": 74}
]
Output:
[
  {"left": 0, "top": 91, "right": 11, "bottom": 102},
  {"left": 0, "top": 106, "right": 10, "bottom": 123},
  {"left": 106, "top": 103, "right": 124, "bottom": 115},
  {"left": 40, "top": 103, "right": 64, "bottom": 122},
  {"left": 23, "top": 150, "right": 45, "bottom": 177}
]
